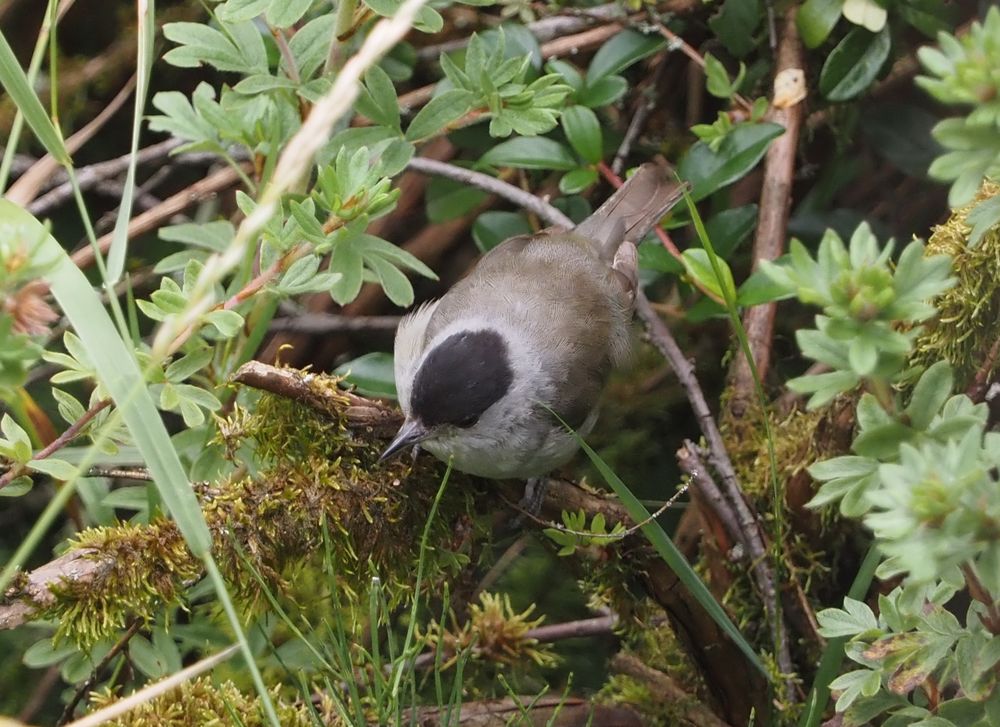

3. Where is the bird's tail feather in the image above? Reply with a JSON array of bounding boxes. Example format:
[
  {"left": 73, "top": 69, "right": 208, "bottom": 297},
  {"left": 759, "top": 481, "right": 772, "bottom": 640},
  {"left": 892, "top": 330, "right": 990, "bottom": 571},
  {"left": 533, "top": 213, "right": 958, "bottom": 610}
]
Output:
[{"left": 574, "top": 161, "right": 686, "bottom": 261}]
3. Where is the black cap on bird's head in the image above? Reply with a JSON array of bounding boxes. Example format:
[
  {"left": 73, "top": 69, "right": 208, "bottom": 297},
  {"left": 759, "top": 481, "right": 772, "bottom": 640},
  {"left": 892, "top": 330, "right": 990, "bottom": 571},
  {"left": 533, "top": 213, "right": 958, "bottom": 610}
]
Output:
[{"left": 380, "top": 329, "right": 513, "bottom": 462}]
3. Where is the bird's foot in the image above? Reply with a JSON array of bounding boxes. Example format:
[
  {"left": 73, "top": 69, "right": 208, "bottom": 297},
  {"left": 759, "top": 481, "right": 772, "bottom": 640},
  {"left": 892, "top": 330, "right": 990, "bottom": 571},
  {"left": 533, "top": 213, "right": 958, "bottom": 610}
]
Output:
[{"left": 513, "top": 477, "right": 548, "bottom": 526}]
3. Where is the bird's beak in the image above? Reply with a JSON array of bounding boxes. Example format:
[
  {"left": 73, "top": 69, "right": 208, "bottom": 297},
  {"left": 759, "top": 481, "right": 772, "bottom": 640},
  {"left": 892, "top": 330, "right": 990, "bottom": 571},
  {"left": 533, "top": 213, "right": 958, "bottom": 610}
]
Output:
[{"left": 379, "top": 419, "right": 430, "bottom": 462}]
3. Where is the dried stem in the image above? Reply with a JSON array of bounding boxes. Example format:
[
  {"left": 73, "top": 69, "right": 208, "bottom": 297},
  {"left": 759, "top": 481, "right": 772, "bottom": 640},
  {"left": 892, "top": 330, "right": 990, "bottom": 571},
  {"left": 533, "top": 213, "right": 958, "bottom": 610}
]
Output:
[
  {"left": 58, "top": 619, "right": 143, "bottom": 725},
  {"left": 269, "top": 313, "right": 401, "bottom": 335},
  {"left": 728, "top": 7, "right": 804, "bottom": 414}
]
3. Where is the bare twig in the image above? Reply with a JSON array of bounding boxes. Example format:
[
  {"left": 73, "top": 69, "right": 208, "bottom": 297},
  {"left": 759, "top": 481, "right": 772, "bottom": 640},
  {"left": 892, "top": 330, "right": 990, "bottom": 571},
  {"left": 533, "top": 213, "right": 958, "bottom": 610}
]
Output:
[
  {"left": 68, "top": 165, "right": 246, "bottom": 271},
  {"left": 407, "top": 157, "right": 571, "bottom": 227},
  {"left": 728, "top": 8, "right": 805, "bottom": 414},
  {"left": 611, "top": 60, "right": 666, "bottom": 175},
  {"left": 5, "top": 74, "right": 138, "bottom": 206},
  {"left": 59, "top": 619, "right": 143, "bottom": 725},
  {"left": 269, "top": 313, "right": 401, "bottom": 335},
  {"left": 638, "top": 294, "right": 796, "bottom": 694},
  {"left": 677, "top": 440, "right": 743, "bottom": 551},
  {"left": 232, "top": 360, "right": 404, "bottom": 438},
  {"left": 0, "top": 398, "right": 112, "bottom": 490},
  {"left": 28, "top": 138, "right": 183, "bottom": 216}
]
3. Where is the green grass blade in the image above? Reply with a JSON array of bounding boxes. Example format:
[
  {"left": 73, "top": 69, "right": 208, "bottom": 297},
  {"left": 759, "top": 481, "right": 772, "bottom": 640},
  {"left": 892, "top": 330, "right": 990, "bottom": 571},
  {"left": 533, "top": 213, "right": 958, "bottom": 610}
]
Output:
[
  {"left": 798, "top": 543, "right": 880, "bottom": 727},
  {"left": 0, "top": 0, "right": 58, "bottom": 191},
  {"left": 0, "top": 28, "right": 70, "bottom": 165},
  {"left": 3, "top": 199, "right": 210, "bottom": 552},
  {"left": 568, "top": 428, "right": 768, "bottom": 676},
  {"left": 1, "top": 199, "right": 281, "bottom": 724},
  {"left": 107, "top": 0, "right": 156, "bottom": 283},
  {"left": 390, "top": 462, "right": 453, "bottom": 699},
  {"left": 681, "top": 186, "right": 787, "bottom": 662}
]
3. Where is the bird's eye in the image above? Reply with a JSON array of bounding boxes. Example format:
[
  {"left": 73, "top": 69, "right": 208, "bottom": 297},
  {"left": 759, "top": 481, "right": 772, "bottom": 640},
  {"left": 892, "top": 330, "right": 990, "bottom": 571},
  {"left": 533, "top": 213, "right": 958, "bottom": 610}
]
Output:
[{"left": 456, "top": 414, "right": 479, "bottom": 428}]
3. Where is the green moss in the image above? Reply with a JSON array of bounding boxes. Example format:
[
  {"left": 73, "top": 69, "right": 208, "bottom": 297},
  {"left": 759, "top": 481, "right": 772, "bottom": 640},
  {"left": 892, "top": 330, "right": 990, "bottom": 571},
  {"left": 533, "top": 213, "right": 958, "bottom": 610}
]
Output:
[
  {"left": 596, "top": 617, "right": 705, "bottom": 725},
  {"left": 912, "top": 179, "right": 1000, "bottom": 386},
  {"left": 90, "top": 677, "right": 331, "bottom": 726},
  {"left": 24, "top": 379, "right": 486, "bottom": 648}
]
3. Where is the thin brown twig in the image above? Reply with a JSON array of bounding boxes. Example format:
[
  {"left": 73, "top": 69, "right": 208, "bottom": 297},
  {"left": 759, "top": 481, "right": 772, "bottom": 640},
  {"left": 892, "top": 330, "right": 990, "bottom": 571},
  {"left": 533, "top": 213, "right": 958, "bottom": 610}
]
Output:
[
  {"left": 638, "top": 293, "right": 796, "bottom": 694},
  {"left": 653, "top": 20, "right": 754, "bottom": 114},
  {"left": 269, "top": 313, "right": 401, "bottom": 335},
  {"left": 0, "top": 398, "right": 112, "bottom": 490},
  {"left": 5, "top": 74, "right": 138, "bottom": 206},
  {"left": 728, "top": 7, "right": 804, "bottom": 415},
  {"left": 28, "top": 138, "right": 183, "bottom": 216},
  {"left": 58, "top": 619, "right": 143, "bottom": 725},
  {"left": 69, "top": 165, "right": 246, "bottom": 271},
  {"left": 962, "top": 565, "right": 1000, "bottom": 634},
  {"left": 611, "top": 60, "right": 666, "bottom": 175}
]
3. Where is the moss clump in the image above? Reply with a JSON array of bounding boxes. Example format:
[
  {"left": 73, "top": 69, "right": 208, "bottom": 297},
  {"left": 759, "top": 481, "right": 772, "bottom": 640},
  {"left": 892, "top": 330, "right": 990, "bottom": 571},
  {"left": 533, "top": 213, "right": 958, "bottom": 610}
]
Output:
[
  {"left": 721, "top": 403, "right": 831, "bottom": 502},
  {"left": 47, "top": 522, "right": 202, "bottom": 646},
  {"left": 27, "top": 377, "right": 485, "bottom": 648},
  {"left": 912, "top": 179, "right": 1000, "bottom": 386},
  {"left": 89, "top": 677, "right": 333, "bottom": 726}
]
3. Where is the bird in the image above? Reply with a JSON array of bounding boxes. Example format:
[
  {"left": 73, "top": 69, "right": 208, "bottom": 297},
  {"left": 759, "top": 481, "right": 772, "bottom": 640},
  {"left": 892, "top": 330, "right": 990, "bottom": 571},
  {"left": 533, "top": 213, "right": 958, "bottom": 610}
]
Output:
[{"left": 381, "top": 162, "right": 684, "bottom": 507}]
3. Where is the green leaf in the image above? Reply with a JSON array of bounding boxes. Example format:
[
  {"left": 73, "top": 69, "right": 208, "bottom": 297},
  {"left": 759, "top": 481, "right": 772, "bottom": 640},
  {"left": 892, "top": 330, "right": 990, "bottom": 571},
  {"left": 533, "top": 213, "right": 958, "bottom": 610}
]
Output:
[
  {"left": 102, "top": 485, "right": 153, "bottom": 511},
  {"left": 842, "top": 0, "right": 887, "bottom": 32},
  {"left": 586, "top": 30, "right": 666, "bottom": 84},
  {"left": 266, "top": 0, "right": 313, "bottom": 28},
  {"left": 679, "top": 122, "right": 784, "bottom": 201},
  {"left": 329, "top": 239, "right": 365, "bottom": 305},
  {"left": 708, "top": 0, "right": 762, "bottom": 57},
  {"left": 23, "top": 638, "right": 78, "bottom": 668},
  {"left": 357, "top": 65, "right": 401, "bottom": 130},
  {"left": 577, "top": 75, "right": 628, "bottom": 108},
  {"left": 162, "top": 21, "right": 267, "bottom": 74},
  {"left": 558, "top": 167, "right": 598, "bottom": 195},
  {"left": 707, "top": 205, "right": 758, "bottom": 257},
  {"left": 405, "top": 88, "right": 476, "bottom": 142},
  {"left": 480, "top": 136, "right": 578, "bottom": 171},
  {"left": 28, "top": 458, "right": 78, "bottom": 480},
  {"left": 130, "top": 634, "right": 171, "bottom": 679},
  {"left": 560, "top": 106, "right": 603, "bottom": 164},
  {"left": 683, "top": 249, "right": 736, "bottom": 301},
  {"left": 0, "top": 29, "right": 71, "bottom": 165},
  {"left": 817, "top": 597, "right": 878, "bottom": 638},
  {"left": 819, "top": 26, "right": 891, "bottom": 101},
  {"left": 204, "top": 310, "right": 244, "bottom": 338},
  {"left": 905, "top": 360, "right": 953, "bottom": 430},
  {"left": 288, "top": 15, "right": 335, "bottom": 79},
  {"left": 966, "top": 196, "right": 1000, "bottom": 249},
  {"left": 366, "top": 254, "right": 414, "bottom": 307},
  {"left": 704, "top": 53, "right": 737, "bottom": 98},
  {"left": 334, "top": 352, "right": 397, "bottom": 399},
  {"left": 828, "top": 669, "right": 882, "bottom": 712},
  {"left": 861, "top": 103, "right": 942, "bottom": 179},
  {"left": 737, "top": 268, "right": 795, "bottom": 306},
  {"left": 425, "top": 176, "right": 488, "bottom": 223},
  {"left": 472, "top": 211, "right": 532, "bottom": 252},
  {"left": 1, "top": 200, "right": 212, "bottom": 552},
  {"left": 797, "top": 0, "right": 845, "bottom": 48}
]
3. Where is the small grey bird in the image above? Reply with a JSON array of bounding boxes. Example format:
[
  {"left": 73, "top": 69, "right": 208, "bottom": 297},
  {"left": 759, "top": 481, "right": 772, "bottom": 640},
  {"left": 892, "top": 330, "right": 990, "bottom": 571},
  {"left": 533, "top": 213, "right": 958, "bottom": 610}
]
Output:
[{"left": 381, "top": 162, "right": 683, "bottom": 493}]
